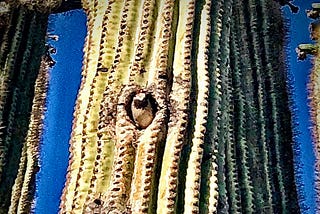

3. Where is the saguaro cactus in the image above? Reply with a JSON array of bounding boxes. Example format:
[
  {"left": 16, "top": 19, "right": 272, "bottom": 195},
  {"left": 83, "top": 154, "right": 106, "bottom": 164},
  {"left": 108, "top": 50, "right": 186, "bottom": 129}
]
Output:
[
  {"left": 59, "top": 0, "right": 299, "bottom": 213},
  {"left": 0, "top": 0, "right": 302, "bottom": 213},
  {"left": 0, "top": 2, "right": 54, "bottom": 213}
]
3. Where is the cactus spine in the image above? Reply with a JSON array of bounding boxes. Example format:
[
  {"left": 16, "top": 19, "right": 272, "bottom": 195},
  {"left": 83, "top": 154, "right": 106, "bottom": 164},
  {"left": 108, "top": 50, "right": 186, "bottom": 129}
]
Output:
[{"left": 311, "top": 49, "right": 320, "bottom": 212}]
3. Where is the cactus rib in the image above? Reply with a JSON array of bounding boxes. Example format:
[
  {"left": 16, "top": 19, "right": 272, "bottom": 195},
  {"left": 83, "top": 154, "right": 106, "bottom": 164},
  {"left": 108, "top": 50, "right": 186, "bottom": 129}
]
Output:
[
  {"left": 129, "top": 0, "right": 158, "bottom": 85},
  {"left": 310, "top": 51, "right": 320, "bottom": 210},
  {"left": 7, "top": 140, "right": 27, "bottom": 214},
  {"left": 258, "top": 0, "right": 289, "bottom": 211},
  {"left": 0, "top": 7, "right": 27, "bottom": 182},
  {"left": 17, "top": 55, "right": 48, "bottom": 213},
  {"left": 0, "top": 10, "right": 14, "bottom": 68},
  {"left": 157, "top": 1, "right": 195, "bottom": 213},
  {"left": 228, "top": 7, "right": 245, "bottom": 213},
  {"left": 127, "top": 88, "right": 167, "bottom": 213},
  {"left": 88, "top": 0, "right": 125, "bottom": 200},
  {"left": 86, "top": 0, "right": 139, "bottom": 206},
  {"left": 102, "top": 85, "right": 137, "bottom": 213},
  {"left": 238, "top": 0, "right": 274, "bottom": 212},
  {"left": 305, "top": 4, "right": 320, "bottom": 210},
  {"left": 60, "top": 0, "right": 110, "bottom": 211},
  {"left": 7, "top": 13, "right": 40, "bottom": 213},
  {"left": 0, "top": 10, "right": 27, "bottom": 176},
  {"left": 183, "top": 0, "right": 211, "bottom": 213},
  {"left": 0, "top": 6, "right": 48, "bottom": 212}
]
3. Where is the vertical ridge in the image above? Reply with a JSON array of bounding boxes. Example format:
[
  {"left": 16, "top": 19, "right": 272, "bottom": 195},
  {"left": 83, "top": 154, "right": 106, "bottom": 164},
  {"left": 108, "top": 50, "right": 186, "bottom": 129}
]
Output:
[
  {"left": 157, "top": 1, "right": 195, "bottom": 213},
  {"left": 199, "top": 0, "right": 223, "bottom": 213},
  {"left": 183, "top": 1, "right": 211, "bottom": 213}
]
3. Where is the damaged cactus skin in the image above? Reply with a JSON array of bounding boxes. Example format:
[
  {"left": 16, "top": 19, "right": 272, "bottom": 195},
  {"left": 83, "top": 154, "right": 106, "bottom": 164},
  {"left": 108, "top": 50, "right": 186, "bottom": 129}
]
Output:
[{"left": 60, "top": 0, "right": 300, "bottom": 213}]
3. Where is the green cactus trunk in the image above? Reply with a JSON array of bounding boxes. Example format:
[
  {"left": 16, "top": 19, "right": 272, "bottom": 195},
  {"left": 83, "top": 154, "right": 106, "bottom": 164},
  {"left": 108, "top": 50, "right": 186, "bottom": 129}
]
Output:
[{"left": 0, "top": 5, "right": 49, "bottom": 213}]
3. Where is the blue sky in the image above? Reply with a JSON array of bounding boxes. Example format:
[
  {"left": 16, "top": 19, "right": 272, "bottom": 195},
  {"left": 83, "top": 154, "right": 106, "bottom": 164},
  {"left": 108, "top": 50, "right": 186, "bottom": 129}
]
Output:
[{"left": 33, "top": 10, "right": 86, "bottom": 214}]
